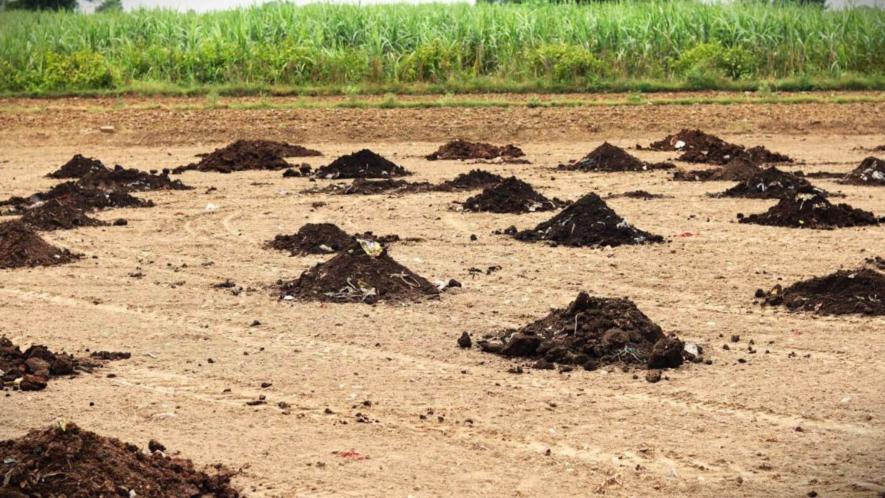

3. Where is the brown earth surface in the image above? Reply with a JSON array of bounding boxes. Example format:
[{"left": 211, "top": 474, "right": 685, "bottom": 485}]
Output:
[{"left": 0, "top": 94, "right": 884, "bottom": 498}]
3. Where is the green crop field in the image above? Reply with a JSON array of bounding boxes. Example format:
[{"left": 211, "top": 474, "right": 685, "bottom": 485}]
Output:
[{"left": 0, "top": 0, "right": 883, "bottom": 96}]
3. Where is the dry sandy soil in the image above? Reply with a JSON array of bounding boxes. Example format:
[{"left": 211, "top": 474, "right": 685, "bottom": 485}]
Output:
[{"left": 1, "top": 94, "right": 884, "bottom": 497}]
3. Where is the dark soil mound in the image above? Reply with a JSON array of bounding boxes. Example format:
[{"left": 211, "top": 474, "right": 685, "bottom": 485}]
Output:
[
  {"left": 426, "top": 140, "right": 525, "bottom": 161},
  {"left": 282, "top": 164, "right": 313, "bottom": 177},
  {"left": 342, "top": 178, "right": 431, "bottom": 195},
  {"left": 760, "top": 266, "right": 885, "bottom": 315},
  {"left": 0, "top": 336, "right": 82, "bottom": 391},
  {"left": 673, "top": 157, "right": 762, "bottom": 182},
  {"left": 46, "top": 154, "right": 109, "bottom": 179},
  {"left": 840, "top": 156, "right": 885, "bottom": 186},
  {"left": 19, "top": 200, "right": 107, "bottom": 231},
  {"left": 266, "top": 223, "right": 353, "bottom": 256},
  {"left": 606, "top": 190, "right": 667, "bottom": 200},
  {"left": 173, "top": 139, "right": 313, "bottom": 174},
  {"left": 0, "top": 423, "right": 239, "bottom": 497},
  {"left": 717, "top": 167, "right": 824, "bottom": 199},
  {"left": 512, "top": 193, "right": 664, "bottom": 247},
  {"left": 80, "top": 165, "right": 191, "bottom": 192},
  {"left": 314, "top": 149, "right": 410, "bottom": 179},
  {"left": 794, "top": 170, "right": 846, "bottom": 179},
  {"left": 745, "top": 145, "right": 793, "bottom": 164},
  {"left": 434, "top": 169, "right": 505, "bottom": 191},
  {"left": 648, "top": 129, "right": 745, "bottom": 164},
  {"left": 559, "top": 142, "right": 674, "bottom": 172},
  {"left": 278, "top": 241, "right": 438, "bottom": 304},
  {"left": 476, "top": 291, "right": 690, "bottom": 370},
  {"left": 1, "top": 182, "right": 154, "bottom": 214},
  {"left": 0, "top": 221, "right": 81, "bottom": 269},
  {"left": 462, "top": 177, "right": 562, "bottom": 213},
  {"left": 738, "top": 188, "right": 879, "bottom": 229}
]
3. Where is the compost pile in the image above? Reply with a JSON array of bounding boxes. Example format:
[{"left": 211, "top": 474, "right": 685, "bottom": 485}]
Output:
[
  {"left": 759, "top": 264, "right": 885, "bottom": 315},
  {"left": 79, "top": 165, "right": 190, "bottom": 192},
  {"left": 19, "top": 200, "right": 106, "bottom": 231},
  {"left": 434, "top": 170, "right": 505, "bottom": 191},
  {"left": 840, "top": 156, "right": 885, "bottom": 186},
  {"left": 476, "top": 291, "right": 691, "bottom": 371},
  {"left": 46, "top": 155, "right": 109, "bottom": 179},
  {"left": 745, "top": 145, "right": 793, "bottom": 164},
  {"left": 462, "top": 177, "right": 562, "bottom": 213},
  {"left": 266, "top": 223, "right": 354, "bottom": 255},
  {"left": 0, "top": 336, "right": 84, "bottom": 391},
  {"left": 0, "top": 423, "right": 239, "bottom": 498},
  {"left": 426, "top": 140, "right": 525, "bottom": 161},
  {"left": 314, "top": 149, "right": 411, "bottom": 179},
  {"left": 558, "top": 142, "right": 674, "bottom": 172},
  {"left": 173, "top": 139, "right": 319, "bottom": 173},
  {"left": 647, "top": 129, "right": 791, "bottom": 165},
  {"left": 0, "top": 221, "right": 81, "bottom": 269},
  {"left": 672, "top": 157, "right": 762, "bottom": 182},
  {"left": 0, "top": 182, "right": 154, "bottom": 214},
  {"left": 716, "top": 167, "right": 825, "bottom": 199},
  {"left": 278, "top": 241, "right": 439, "bottom": 304},
  {"left": 738, "top": 188, "right": 880, "bottom": 229},
  {"left": 511, "top": 193, "right": 664, "bottom": 247}
]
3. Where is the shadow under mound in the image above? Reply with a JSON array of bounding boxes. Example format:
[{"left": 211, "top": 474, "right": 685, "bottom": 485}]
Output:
[
  {"left": 646, "top": 129, "right": 791, "bottom": 165},
  {"left": 673, "top": 157, "right": 761, "bottom": 182},
  {"left": 174, "top": 139, "right": 318, "bottom": 173},
  {"left": 738, "top": 188, "right": 880, "bottom": 229},
  {"left": 0, "top": 221, "right": 81, "bottom": 269},
  {"left": 19, "top": 200, "right": 107, "bottom": 231},
  {"left": 426, "top": 139, "right": 525, "bottom": 161},
  {"left": 0, "top": 423, "right": 240, "bottom": 498},
  {"left": 840, "top": 156, "right": 885, "bottom": 186},
  {"left": 462, "top": 177, "right": 564, "bottom": 214},
  {"left": 314, "top": 149, "right": 411, "bottom": 179},
  {"left": 476, "top": 291, "right": 697, "bottom": 371},
  {"left": 46, "top": 154, "right": 109, "bottom": 179},
  {"left": 759, "top": 264, "right": 885, "bottom": 316},
  {"left": 510, "top": 193, "right": 664, "bottom": 247},
  {"left": 558, "top": 142, "right": 674, "bottom": 172},
  {"left": 0, "top": 336, "right": 124, "bottom": 391},
  {"left": 715, "top": 167, "right": 828, "bottom": 199}
]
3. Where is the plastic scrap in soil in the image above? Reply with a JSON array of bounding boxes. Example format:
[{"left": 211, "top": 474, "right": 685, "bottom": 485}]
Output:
[
  {"left": 758, "top": 262, "right": 885, "bottom": 315},
  {"left": 277, "top": 241, "right": 439, "bottom": 304},
  {"left": 174, "top": 139, "right": 319, "bottom": 174},
  {"left": 646, "top": 129, "right": 792, "bottom": 165},
  {"left": 0, "top": 336, "right": 122, "bottom": 391},
  {"left": 839, "top": 156, "right": 885, "bottom": 186},
  {"left": 46, "top": 154, "right": 110, "bottom": 179},
  {"left": 19, "top": 199, "right": 107, "bottom": 231},
  {"left": 474, "top": 291, "right": 700, "bottom": 371},
  {"left": 0, "top": 221, "right": 81, "bottom": 269},
  {"left": 738, "top": 187, "right": 880, "bottom": 229},
  {"left": 314, "top": 149, "right": 411, "bottom": 179},
  {"left": 426, "top": 139, "right": 525, "bottom": 161},
  {"left": 672, "top": 157, "right": 762, "bottom": 182},
  {"left": 715, "top": 167, "right": 828, "bottom": 199},
  {"left": 558, "top": 142, "right": 674, "bottom": 172},
  {"left": 508, "top": 193, "right": 664, "bottom": 248},
  {"left": 462, "top": 177, "right": 564, "bottom": 214},
  {"left": 0, "top": 423, "right": 240, "bottom": 497}
]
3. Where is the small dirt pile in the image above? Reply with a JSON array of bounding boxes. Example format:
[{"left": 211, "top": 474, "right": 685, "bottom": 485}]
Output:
[
  {"left": 426, "top": 140, "right": 525, "bottom": 161},
  {"left": 647, "top": 129, "right": 791, "bottom": 165},
  {"left": 511, "top": 193, "right": 664, "bottom": 247},
  {"left": 343, "top": 179, "right": 432, "bottom": 195},
  {"left": 673, "top": 157, "right": 762, "bottom": 182},
  {"left": 476, "top": 291, "right": 692, "bottom": 371},
  {"left": 0, "top": 221, "right": 81, "bottom": 269},
  {"left": 19, "top": 200, "right": 107, "bottom": 231},
  {"left": 716, "top": 167, "right": 824, "bottom": 199},
  {"left": 1, "top": 182, "right": 154, "bottom": 214},
  {"left": 745, "top": 145, "right": 793, "bottom": 164},
  {"left": 266, "top": 223, "right": 354, "bottom": 255},
  {"left": 173, "top": 139, "right": 316, "bottom": 174},
  {"left": 278, "top": 241, "right": 438, "bottom": 304},
  {"left": 314, "top": 149, "right": 410, "bottom": 179},
  {"left": 759, "top": 264, "right": 885, "bottom": 315},
  {"left": 0, "top": 423, "right": 239, "bottom": 497},
  {"left": 46, "top": 154, "right": 110, "bottom": 179},
  {"left": 463, "top": 177, "right": 562, "bottom": 213},
  {"left": 738, "top": 188, "right": 879, "bottom": 229},
  {"left": 80, "top": 165, "right": 191, "bottom": 192},
  {"left": 0, "top": 337, "right": 83, "bottom": 391},
  {"left": 840, "top": 156, "right": 885, "bottom": 186},
  {"left": 559, "top": 142, "right": 674, "bottom": 172},
  {"left": 434, "top": 169, "right": 505, "bottom": 191}
]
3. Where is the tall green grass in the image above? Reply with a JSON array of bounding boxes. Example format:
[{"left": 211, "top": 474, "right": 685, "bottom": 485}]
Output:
[{"left": 0, "top": 0, "right": 883, "bottom": 95}]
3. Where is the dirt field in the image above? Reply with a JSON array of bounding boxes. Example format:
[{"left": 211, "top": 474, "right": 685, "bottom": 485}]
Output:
[{"left": 1, "top": 95, "right": 884, "bottom": 497}]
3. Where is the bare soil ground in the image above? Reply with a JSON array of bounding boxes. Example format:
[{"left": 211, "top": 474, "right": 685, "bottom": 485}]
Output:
[{"left": 0, "top": 94, "right": 883, "bottom": 497}]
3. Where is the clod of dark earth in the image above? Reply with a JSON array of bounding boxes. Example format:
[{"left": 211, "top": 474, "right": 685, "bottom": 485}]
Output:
[
  {"left": 738, "top": 187, "right": 880, "bottom": 229},
  {"left": 173, "top": 139, "right": 320, "bottom": 174},
  {"left": 475, "top": 291, "right": 697, "bottom": 371},
  {"left": 266, "top": 223, "right": 400, "bottom": 256},
  {"left": 0, "top": 336, "right": 126, "bottom": 391},
  {"left": 759, "top": 262, "right": 885, "bottom": 315},
  {"left": 672, "top": 157, "right": 762, "bottom": 182},
  {"left": 558, "top": 142, "right": 674, "bottom": 172},
  {"left": 716, "top": 167, "right": 828, "bottom": 199},
  {"left": 839, "top": 156, "right": 885, "bottom": 186},
  {"left": 282, "top": 164, "right": 314, "bottom": 177},
  {"left": 46, "top": 154, "right": 110, "bottom": 179},
  {"left": 426, "top": 139, "right": 525, "bottom": 161},
  {"left": 19, "top": 200, "right": 107, "bottom": 231},
  {"left": 462, "top": 177, "right": 564, "bottom": 214},
  {"left": 0, "top": 221, "right": 81, "bottom": 269},
  {"left": 606, "top": 190, "right": 668, "bottom": 200},
  {"left": 0, "top": 423, "right": 239, "bottom": 497},
  {"left": 510, "top": 193, "right": 664, "bottom": 247},
  {"left": 278, "top": 241, "right": 439, "bottom": 304},
  {"left": 646, "top": 129, "right": 792, "bottom": 165},
  {"left": 314, "top": 149, "right": 411, "bottom": 179}
]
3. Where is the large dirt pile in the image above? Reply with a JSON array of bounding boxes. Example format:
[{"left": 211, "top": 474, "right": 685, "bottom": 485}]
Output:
[
  {"left": 0, "top": 423, "right": 239, "bottom": 497},
  {"left": 647, "top": 129, "right": 791, "bottom": 164},
  {"left": 19, "top": 200, "right": 107, "bottom": 231},
  {"left": 426, "top": 140, "right": 525, "bottom": 161},
  {"left": 266, "top": 223, "right": 353, "bottom": 255},
  {"left": 558, "top": 142, "right": 674, "bottom": 172},
  {"left": 0, "top": 336, "right": 81, "bottom": 391},
  {"left": 476, "top": 291, "right": 690, "bottom": 371},
  {"left": 0, "top": 221, "right": 81, "bottom": 269},
  {"left": 80, "top": 165, "right": 191, "bottom": 192},
  {"left": 462, "top": 177, "right": 562, "bottom": 213},
  {"left": 673, "top": 157, "right": 762, "bottom": 182},
  {"left": 314, "top": 149, "right": 411, "bottom": 179},
  {"left": 46, "top": 155, "right": 110, "bottom": 179},
  {"left": 1, "top": 182, "right": 154, "bottom": 214},
  {"left": 759, "top": 264, "right": 885, "bottom": 315},
  {"left": 716, "top": 167, "right": 825, "bottom": 199},
  {"left": 511, "top": 193, "right": 664, "bottom": 247},
  {"left": 738, "top": 188, "right": 880, "bottom": 229},
  {"left": 840, "top": 156, "right": 885, "bottom": 186},
  {"left": 174, "top": 139, "right": 318, "bottom": 173},
  {"left": 434, "top": 170, "right": 505, "bottom": 191},
  {"left": 278, "top": 241, "right": 438, "bottom": 304}
]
